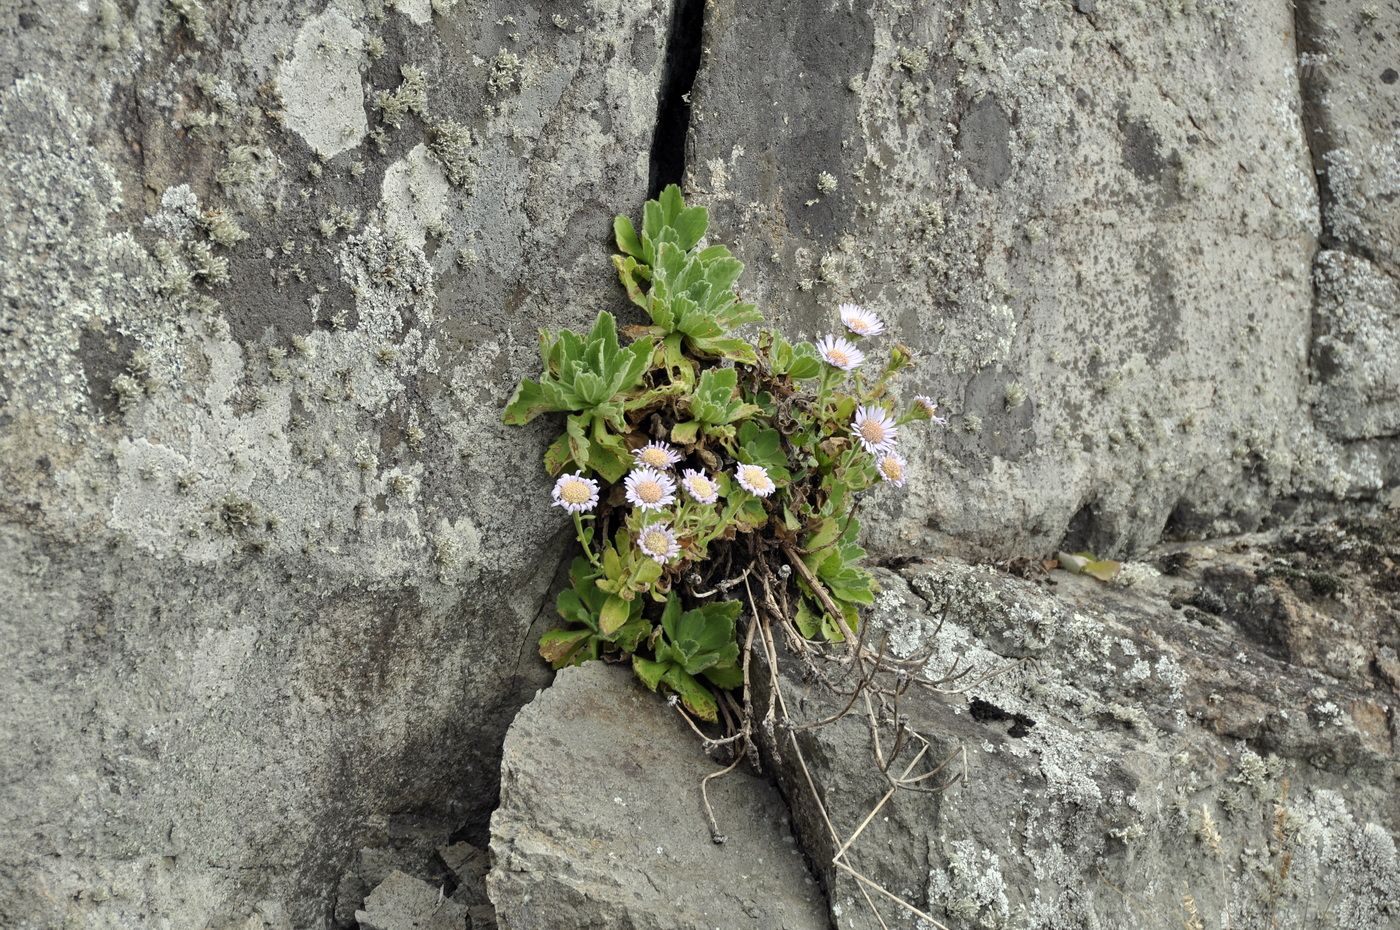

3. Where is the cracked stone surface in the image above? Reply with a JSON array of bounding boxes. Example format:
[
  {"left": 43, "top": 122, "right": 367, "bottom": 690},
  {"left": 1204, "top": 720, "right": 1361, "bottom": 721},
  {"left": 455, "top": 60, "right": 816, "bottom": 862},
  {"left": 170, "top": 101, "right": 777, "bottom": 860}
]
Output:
[
  {"left": 751, "top": 521, "right": 1399, "bottom": 929},
  {"left": 1, "top": 0, "right": 1397, "bottom": 927},
  {"left": 486, "top": 663, "right": 829, "bottom": 930},
  {"left": 683, "top": 0, "right": 1396, "bottom": 556},
  {"left": 0, "top": 1, "right": 673, "bottom": 926}
]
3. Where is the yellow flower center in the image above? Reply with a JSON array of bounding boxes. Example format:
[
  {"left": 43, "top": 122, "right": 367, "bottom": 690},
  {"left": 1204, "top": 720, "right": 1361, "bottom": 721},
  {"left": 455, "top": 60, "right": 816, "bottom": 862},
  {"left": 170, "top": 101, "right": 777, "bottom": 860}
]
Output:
[
  {"left": 639, "top": 447, "right": 670, "bottom": 468},
  {"left": 635, "top": 480, "right": 664, "bottom": 504},
  {"left": 859, "top": 419, "right": 887, "bottom": 443},
  {"left": 880, "top": 458, "right": 904, "bottom": 482},
  {"left": 849, "top": 317, "right": 872, "bottom": 334},
  {"left": 560, "top": 479, "right": 592, "bottom": 504},
  {"left": 741, "top": 466, "right": 771, "bottom": 490},
  {"left": 827, "top": 348, "right": 851, "bottom": 367},
  {"left": 642, "top": 529, "right": 671, "bottom": 554},
  {"left": 687, "top": 476, "right": 715, "bottom": 499}
]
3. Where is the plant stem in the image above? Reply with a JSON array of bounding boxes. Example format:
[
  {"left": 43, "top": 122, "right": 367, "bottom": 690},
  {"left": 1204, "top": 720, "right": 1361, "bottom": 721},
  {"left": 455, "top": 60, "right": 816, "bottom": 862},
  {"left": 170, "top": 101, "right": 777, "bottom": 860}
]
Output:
[{"left": 575, "top": 513, "right": 603, "bottom": 570}]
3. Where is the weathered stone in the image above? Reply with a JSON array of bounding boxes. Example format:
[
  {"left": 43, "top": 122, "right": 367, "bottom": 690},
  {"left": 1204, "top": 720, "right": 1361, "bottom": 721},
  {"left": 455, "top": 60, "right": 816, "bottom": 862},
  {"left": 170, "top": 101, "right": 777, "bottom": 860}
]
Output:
[
  {"left": 355, "top": 870, "right": 466, "bottom": 930},
  {"left": 487, "top": 663, "right": 828, "bottom": 930},
  {"left": 751, "top": 523, "right": 1399, "bottom": 929},
  {"left": 0, "top": 1, "right": 674, "bottom": 926},
  {"left": 683, "top": 0, "right": 1390, "bottom": 556}
]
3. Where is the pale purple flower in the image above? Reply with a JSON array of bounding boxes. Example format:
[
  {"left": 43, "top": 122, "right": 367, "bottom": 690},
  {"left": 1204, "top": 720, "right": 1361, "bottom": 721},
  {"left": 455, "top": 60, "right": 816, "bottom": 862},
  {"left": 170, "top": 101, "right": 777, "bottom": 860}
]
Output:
[
  {"left": 681, "top": 468, "right": 719, "bottom": 504},
  {"left": 551, "top": 472, "right": 600, "bottom": 513},
  {"left": 852, "top": 405, "right": 898, "bottom": 454},
  {"left": 839, "top": 303, "right": 885, "bottom": 337},
  {"left": 914, "top": 395, "right": 950, "bottom": 427},
  {"left": 877, "top": 453, "right": 907, "bottom": 487},
  {"left": 816, "top": 334, "right": 864, "bottom": 371},
  {"left": 624, "top": 466, "right": 676, "bottom": 512},
  {"left": 633, "top": 440, "right": 682, "bottom": 470},
  {"left": 735, "top": 463, "right": 776, "bottom": 498},
  {"left": 637, "top": 523, "right": 681, "bottom": 564}
]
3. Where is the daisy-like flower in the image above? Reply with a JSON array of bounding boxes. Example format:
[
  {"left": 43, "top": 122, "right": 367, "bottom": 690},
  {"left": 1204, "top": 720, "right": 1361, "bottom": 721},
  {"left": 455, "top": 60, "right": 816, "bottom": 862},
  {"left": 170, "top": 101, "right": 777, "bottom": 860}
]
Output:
[
  {"left": 633, "top": 440, "right": 682, "bottom": 470},
  {"left": 551, "top": 472, "right": 600, "bottom": 513},
  {"left": 839, "top": 303, "right": 885, "bottom": 337},
  {"left": 624, "top": 466, "right": 677, "bottom": 512},
  {"left": 816, "top": 334, "right": 865, "bottom": 371},
  {"left": 735, "top": 463, "right": 776, "bottom": 497},
  {"left": 681, "top": 468, "right": 720, "bottom": 505},
  {"left": 637, "top": 523, "right": 681, "bottom": 564},
  {"left": 851, "top": 405, "right": 899, "bottom": 454},
  {"left": 914, "top": 395, "right": 950, "bottom": 427},
  {"left": 877, "top": 453, "right": 907, "bottom": 487}
]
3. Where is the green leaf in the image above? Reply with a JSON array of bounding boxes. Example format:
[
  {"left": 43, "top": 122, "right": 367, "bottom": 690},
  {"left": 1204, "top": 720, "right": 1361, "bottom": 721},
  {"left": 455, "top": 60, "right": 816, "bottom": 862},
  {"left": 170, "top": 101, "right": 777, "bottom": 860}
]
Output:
[
  {"left": 614, "top": 215, "right": 643, "bottom": 258},
  {"left": 703, "top": 662, "right": 744, "bottom": 690},
  {"left": 599, "top": 594, "right": 632, "bottom": 635},
  {"left": 632, "top": 655, "right": 667, "bottom": 692},
  {"left": 794, "top": 598, "right": 821, "bottom": 639},
  {"left": 502, "top": 379, "right": 550, "bottom": 425},
  {"left": 671, "top": 420, "right": 700, "bottom": 445},
  {"left": 538, "top": 628, "right": 594, "bottom": 668},
  {"left": 662, "top": 666, "right": 718, "bottom": 722}
]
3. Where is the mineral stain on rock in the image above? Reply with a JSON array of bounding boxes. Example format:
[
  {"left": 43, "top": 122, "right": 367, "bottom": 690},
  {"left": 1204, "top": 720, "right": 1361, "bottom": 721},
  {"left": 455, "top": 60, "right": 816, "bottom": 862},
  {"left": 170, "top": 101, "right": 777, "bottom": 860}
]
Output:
[{"left": 957, "top": 94, "right": 1013, "bottom": 190}]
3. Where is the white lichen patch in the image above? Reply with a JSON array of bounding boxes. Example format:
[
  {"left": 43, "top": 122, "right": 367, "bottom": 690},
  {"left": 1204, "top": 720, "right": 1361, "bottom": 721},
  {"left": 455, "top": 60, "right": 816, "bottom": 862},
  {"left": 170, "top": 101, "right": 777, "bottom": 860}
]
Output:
[
  {"left": 276, "top": 8, "right": 368, "bottom": 158},
  {"left": 379, "top": 144, "right": 452, "bottom": 251},
  {"left": 396, "top": 0, "right": 432, "bottom": 26}
]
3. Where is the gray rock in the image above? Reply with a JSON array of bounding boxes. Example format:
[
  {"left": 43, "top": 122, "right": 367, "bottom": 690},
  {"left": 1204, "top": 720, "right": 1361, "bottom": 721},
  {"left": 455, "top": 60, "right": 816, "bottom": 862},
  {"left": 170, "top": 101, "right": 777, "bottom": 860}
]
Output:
[
  {"left": 487, "top": 663, "right": 829, "bottom": 930},
  {"left": 683, "top": 0, "right": 1394, "bottom": 556},
  {"left": 752, "top": 525, "right": 1399, "bottom": 929},
  {"left": 0, "top": 1, "right": 674, "bottom": 926},
  {"left": 355, "top": 870, "right": 466, "bottom": 930}
]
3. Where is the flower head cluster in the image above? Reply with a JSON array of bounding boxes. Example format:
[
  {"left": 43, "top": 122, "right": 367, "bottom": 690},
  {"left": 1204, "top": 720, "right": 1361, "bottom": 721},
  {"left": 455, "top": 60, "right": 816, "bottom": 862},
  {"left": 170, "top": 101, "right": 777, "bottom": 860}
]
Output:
[
  {"left": 876, "top": 452, "right": 907, "bottom": 487},
  {"left": 914, "top": 395, "right": 949, "bottom": 427},
  {"left": 625, "top": 466, "right": 677, "bottom": 511},
  {"left": 681, "top": 468, "right": 719, "bottom": 504},
  {"left": 839, "top": 303, "right": 885, "bottom": 337},
  {"left": 851, "top": 405, "right": 899, "bottom": 455},
  {"left": 638, "top": 523, "right": 681, "bottom": 563},
  {"left": 816, "top": 334, "right": 864, "bottom": 371},
  {"left": 735, "top": 463, "right": 776, "bottom": 497},
  {"left": 633, "top": 440, "right": 681, "bottom": 470},
  {"left": 552, "top": 473, "right": 600, "bottom": 513}
]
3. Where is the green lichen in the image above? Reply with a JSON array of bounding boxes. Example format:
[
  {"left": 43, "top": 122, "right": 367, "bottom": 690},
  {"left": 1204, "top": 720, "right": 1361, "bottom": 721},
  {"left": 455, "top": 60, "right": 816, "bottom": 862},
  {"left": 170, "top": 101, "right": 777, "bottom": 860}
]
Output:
[
  {"left": 488, "top": 50, "right": 522, "bottom": 95},
  {"left": 375, "top": 65, "right": 428, "bottom": 129},
  {"left": 428, "top": 119, "right": 476, "bottom": 189}
]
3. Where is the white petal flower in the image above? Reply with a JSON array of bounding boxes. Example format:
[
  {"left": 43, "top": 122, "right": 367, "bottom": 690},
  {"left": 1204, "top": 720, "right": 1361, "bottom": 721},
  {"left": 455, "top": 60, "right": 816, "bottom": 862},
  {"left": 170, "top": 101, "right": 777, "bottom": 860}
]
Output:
[
  {"left": 735, "top": 463, "right": 776, "bottom": 497},
  {"left": 633, "top": 441, "right": 682, "bottom": 470},
  {"left": 624, "top": 466, "right": 677, "bottom": 512},
  {"left": 851, "top": 405, "right": 898, "bottom": 454},
  {"left": 839, "top": 303, "right": 885, "bottom": 337},
  {"left": 816, "top": 334, "right": 864, "bottom": 371},
  {"left": 914, "top": 395, "right": 950, "bottom": 427},
  {"left": 637, "top": 523, "right": 681, "bottom": 564},
  {"left": 681, "top": 468, "right": 719, "bottom": 504},
  {"left": 877, "top": 453, "right": 907, "bottom": 487},
  {"left": 551, "top": 472, "right": 600, "bottom": 513}
]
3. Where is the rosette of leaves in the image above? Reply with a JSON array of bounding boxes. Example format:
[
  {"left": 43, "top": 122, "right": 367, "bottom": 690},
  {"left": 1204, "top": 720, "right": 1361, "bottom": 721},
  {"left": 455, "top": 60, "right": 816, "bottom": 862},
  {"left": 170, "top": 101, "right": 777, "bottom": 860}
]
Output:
[
  {"left": 614, "top": 185, "right": 761, "bottom": 370},
  {"left": 632, "top": 593, "right": 744, "bottom": 722},
  {"left": 502, "top": 311, "right": 654, "bottom": 481},
  {"left": 670, "top": 368, "right": 762, "bottom": 447},
  {"left": 539, "top": 557, "right": 651, "bottom": 669}
]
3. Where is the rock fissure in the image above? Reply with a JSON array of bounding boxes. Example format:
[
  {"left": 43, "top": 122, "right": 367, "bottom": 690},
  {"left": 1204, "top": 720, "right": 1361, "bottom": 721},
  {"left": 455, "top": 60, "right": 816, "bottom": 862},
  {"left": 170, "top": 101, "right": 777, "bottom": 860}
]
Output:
[{"left": 647, "top": 0, "right": 706, "bottom": 198}]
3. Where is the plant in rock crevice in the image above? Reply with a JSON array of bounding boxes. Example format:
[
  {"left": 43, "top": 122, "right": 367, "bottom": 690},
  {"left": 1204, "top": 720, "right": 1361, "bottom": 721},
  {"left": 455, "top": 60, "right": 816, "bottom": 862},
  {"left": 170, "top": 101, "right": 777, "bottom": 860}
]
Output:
[{"left": 503, "top": 185, "right": 948, "bottom": 722}]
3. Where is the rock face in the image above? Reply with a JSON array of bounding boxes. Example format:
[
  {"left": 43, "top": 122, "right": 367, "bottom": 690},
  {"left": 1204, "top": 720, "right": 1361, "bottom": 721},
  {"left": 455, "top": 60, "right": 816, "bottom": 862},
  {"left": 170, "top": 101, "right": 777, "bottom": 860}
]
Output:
[
  {"left": 751, "top": 522, "right": 1399, "bottom": 929},
  {"left": 487, "top": 663, "right": 829, "bottom": 930},
  {"left": 0, "top": 2, "right": 673, "bottom": 926},
  {"left": 2, "top": 0, "right": 1398, "bottom": 926},
  {"left": 683, "top": 0, "right": 1397, "bottom": 556}
]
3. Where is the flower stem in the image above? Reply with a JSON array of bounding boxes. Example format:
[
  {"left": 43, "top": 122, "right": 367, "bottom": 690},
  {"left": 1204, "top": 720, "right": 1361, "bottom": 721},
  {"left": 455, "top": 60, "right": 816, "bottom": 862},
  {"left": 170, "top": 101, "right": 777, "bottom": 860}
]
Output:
[{"left": 574, "top": 513, "right": 602, "bottom": 570}]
